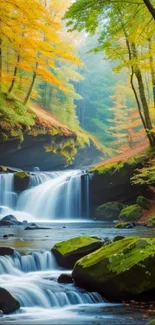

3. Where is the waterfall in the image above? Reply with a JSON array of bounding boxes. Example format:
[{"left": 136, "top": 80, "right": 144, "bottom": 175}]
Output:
[
  {"left": 0, "top": 170, "right": 90, "bottom": 221},
  {"left": 0, "top": 251, "right": 104, "bottom": 311},
  {"left": 0, "top": 173, "right": 15, "bottom": 208}
]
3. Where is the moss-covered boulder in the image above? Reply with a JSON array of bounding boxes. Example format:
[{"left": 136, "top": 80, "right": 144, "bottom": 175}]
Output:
[
  {"left": 72, "top": 237, "right": 155, "bottom": 302},
  {"left": 0, "top": 287, "right": 20, "bottom": 314},
  {"left": 119, "top": 204, "right": 143, "bottom": 221},
  {"left": 147, "top": 321, "right": 155, "bottom": 325},
  {"left": 136, "top": 196, "right": 150, "bottom": 209},
  {"left": 94, "top": 202, "right": 124, "bottom": 221},
  {"left": 14, "top": 171, "right": 30, "bottom": 191},
  {"left": 114, "top": 222, "right": 136, "bottom": 229},
  {"left": 89, "top": 156, "right": 147, "bottom": 213},
  {"left": 113, "top": 236, "right": 125, "bottom": 242},
  {"left": 52, "top": 236, "right": 103, "bottom": 268}
]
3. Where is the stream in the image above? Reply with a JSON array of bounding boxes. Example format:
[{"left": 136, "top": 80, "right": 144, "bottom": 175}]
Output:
[{"left": 0, "top": 171, "right": 154, "bottom": 324}]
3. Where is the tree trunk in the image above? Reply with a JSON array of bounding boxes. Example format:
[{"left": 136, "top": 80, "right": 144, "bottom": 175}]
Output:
[
  {"left": 148, "top": 39, "right": 155, "bottom": 107},
  {"left": 143, "top": 0, "right": 155, "bottom": 20},
  {"left": 23, "top": 72, "right": 37, "bottom": 105},
  {"left": 0, "top": 38, "right": 2, "bottom": 93},
  {"left": 131, "top": 43, "right": 155, "bottom": 146},
  {"left": 8, "top": 55, "right": 20, "bottom": 93}
]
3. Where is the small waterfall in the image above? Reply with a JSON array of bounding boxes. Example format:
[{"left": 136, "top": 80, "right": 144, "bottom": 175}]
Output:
[
  {"left": 0, "top": 170, "right": 90, "bottom": 221},
  {"left": 0, "top": 173, "right": 16, "bottom": 208},
  {"left": 16, "top": 170, "right": 83, "bottom": 220},
  {"left": 0, "top": 251, "right": 104, "bottom": 310}
]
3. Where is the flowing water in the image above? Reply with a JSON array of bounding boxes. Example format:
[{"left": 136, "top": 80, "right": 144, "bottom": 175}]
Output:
[
  {"left": 0, "top": 172, "right": 154, "bottom": 324},
  {"left": 0, "top": 171, "right": 89, "bottom": 221}
]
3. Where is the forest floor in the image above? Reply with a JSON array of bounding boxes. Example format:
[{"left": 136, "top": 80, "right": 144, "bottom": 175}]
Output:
[
  {"left": 31, "top": 104, "right": 73, "bottom": 135},
  {"left": 96, "top": 138, "right": 149, "bottom": 167}
]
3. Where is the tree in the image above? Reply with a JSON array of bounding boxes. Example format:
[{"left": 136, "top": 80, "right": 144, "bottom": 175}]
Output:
[{"left": 65, "top": 0, "right": 155, "bottom": 146}]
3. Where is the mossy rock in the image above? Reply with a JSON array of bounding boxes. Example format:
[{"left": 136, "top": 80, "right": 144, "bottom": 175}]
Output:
[
  {"left": 52, "top": 236, "right": 103, "bottom": 268},
  {"left": 95, "top": 202, "right": 124, "bottom": 221},
  {"left": 114, "top": 222, "right": 135, "bottom": 229},
  {"left": 119, "top": 204, "right": 143, "bottom": 221},
  {"left": 14, "top": 171, "right": 30, "bottom": 191},
  {"left": 72, "top": 237, "right": 155, "bottom": 302},
  {"left": 136, "top": 196, "right": 150, "bottom": 209},
  {"left": 147, "top": 321, "right": 155, "bottom": 325},
  {"left": 113, "top": 236, "right": 125, "bottom": 242},
  {"left": 0, "top": 287, "right": 20, "bottom": 314},
  {"left": 149, "top": 215, "right": 155, "bottom": 225}
]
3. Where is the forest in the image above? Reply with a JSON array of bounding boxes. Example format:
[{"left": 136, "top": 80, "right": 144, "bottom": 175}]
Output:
[
  {"left": 1, "top": 1, "right": 155, "bottom": 325},
  {"left": 0, "top": 0, "right": 155, "bottom": 163}
]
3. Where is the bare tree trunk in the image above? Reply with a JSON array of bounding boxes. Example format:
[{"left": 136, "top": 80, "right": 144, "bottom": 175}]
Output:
[
  {"left": 143, "top": 0, "right": 155, "bottom": 20},
  {"left": 8, "top": 54, "right": 20, "bottom": 93},
  {"left": 148, "top": 39, "right": 155, "bottom": 107},
  {"left": 23, "top": 72, "right": 37, "bottom": 105}
]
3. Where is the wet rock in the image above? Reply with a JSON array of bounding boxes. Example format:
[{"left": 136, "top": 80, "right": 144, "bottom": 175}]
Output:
[
  {"left": 119, "top": 204, "right": 143, "bottom": 222},
  {"left": 0, "top": 287, "right": 20, "bottom": 314},
  {"left": 25, "top": 225, "right": 51, "bottom": 230},
  {"left": 95, "top": 202, "right": 124, "bottom": 221},
  {"left": 113, "top": 236, "right": 125, "bottom": 242},
  {"left": 3, "top": 234, "right": 14, "bottom": 239},
  {"left": 57, "top": 274, "right": 73, "bottom": 284},
  {"left": 22, "top": 220, "right": 28, "bottom": 225},
  {"left": 72, "top": 237, "right": 155, "bottom": 302},
  {"left": 52, "top": 236, "right": 103, "bottom": 268},
  {"left": 0, "top": 215, "right": 22, "bottom": 226},
  {"left": 3, "top": 235, "right": 8, "bottom": 239},
  {"left": 114, "top": 222, "right": 136, "bottom": 229},
  {"left": 14, "top": 171, "right": 30, "bottom": 191},
  {"left": 0, "top": 247, "right": 14, "bottom": 256}
]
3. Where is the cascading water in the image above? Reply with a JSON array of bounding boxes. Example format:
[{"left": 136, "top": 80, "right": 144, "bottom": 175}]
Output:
[
  {"left": 0, "top": 170, "right": 89, "bottom": 221},
  {"left": 0, "top": 250, "right": 104, "bottom": 323}
]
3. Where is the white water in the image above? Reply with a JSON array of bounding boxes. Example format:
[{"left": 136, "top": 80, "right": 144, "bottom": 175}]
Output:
[
  {"left": 0, "top": 170, "right": 89, "bottom": 221},
  {"left": 0, "top": 251, "right": 104, "bottom": 323}
]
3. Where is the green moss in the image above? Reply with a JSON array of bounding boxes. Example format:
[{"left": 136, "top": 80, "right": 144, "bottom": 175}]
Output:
[
  {"left": 147, "top": 321, "right": 155, "bottom": 325},
  {"left": 95, "top": 202, "right": 124, "bottom": 220},
  {"left": 149, "top": 215, "right": 155, "bottom": 225},
  {"left": 73, "top": 237, "right": 155, "bottom": 293},
  {"left": 119, "top": 204, "right": 143, "bottom": 221},
  {"left": 136, "top": 196, "right": 150, "bottom": 209},
  {"left": 114, "top": 222, "right": 130, "bottom": 229},
  {"left": 14, "top": 171, "right": 29, "bottom": 179},
  {"left": 53, "top": 236, "right": 100, "bottom": 256}
]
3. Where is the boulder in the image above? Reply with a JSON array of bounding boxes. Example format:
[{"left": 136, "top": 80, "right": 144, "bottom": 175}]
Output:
[
  {"left": 25, "top": 226, "right": 51, "bottom": 230},
  {"left": 0, "top": 215, "right": 21, "bottom": 226},
  {"left": 119, "top": 204, "right": 143, "bottom": 221},
  {"left": 52, "top": 236, "right": 103, "bottom": 268},
  {"left": 147, "top": 321, "right": 155, "bottom": 325},
  {"left": 94, "top": 202, "right": 124, "bottom": 221},
  {"left": 57, "top": 274, "right": 73, "bottom": 284},
  {"left": 114, "top": 222, "right": 136, "bottom": 229},
  {"left": 113, "top": 236, "right": 125, "bottom": 242},
  {"left": 14, "top": 172, "right": 30, "bottom": 191},
  {"left": 0, "top": 287, "right": 20, "bottom": 314},
  {"left": 72, "top": 237, "right": 155, "bottom": 302},
  {"left": 136, "top": 196, "right": 150, "bottom": 209},
  {"left": 0, "top": 247, "right": 14, "bottom": 256}
]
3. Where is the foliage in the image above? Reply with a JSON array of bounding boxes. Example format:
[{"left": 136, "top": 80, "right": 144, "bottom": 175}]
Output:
[{"left": 131, "top": 158, "right": 155, "bottom": 185}]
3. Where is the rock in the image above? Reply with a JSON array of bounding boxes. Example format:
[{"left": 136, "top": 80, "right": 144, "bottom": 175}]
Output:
[
  {"left": 89, "top": 156, "right": 147, "bottom": 214},
  {"left": 0, "top": 287, "right": 20, "bottom": 314},
  {"left": 52, "top": 236, "right": 103, "bottom": 268},
  {"left": 0, "top": 247, "right": 14, "bottom": 256},
  {"left": 114, "top": 222, "right": 136, "bottom": 229},
  {"left": 22, "top": 220, "right": 28, "bottom": 225},
  {"left": 119, "top": 204, "right": 143, "bottom": 222},
  {"left": 148, "top": 216, "right": 155, "bottom": 226},
  {"left": 57, "top": 274, "right": 73, "bottom": 284},
  {"left": 25, "top": 226, "right": 51, "bottom": 230},
  {"left": 136, "top": 196, "right": 150, "bottom": 209},
  {"left": 94, "top": 202, "right": 124, "bottom": 221},
  {"left": 0, "top": 215, "right": 21, "bottom": 226},
  {"left": 113, "top": 236, "right": 125, "bottom": 242},
  {"left": 14, "top": 171, "right": 30, "bottom": 191},
  {"left": 3, "top": 234, "right": 14, "bottom": 239},
  {"left": 3, "top": 235, "right": 8, "bottom": 239},
  {"left": 147, "top": 321, "right": 155, "bottom": 325},
  {"left": 72, "top": 237, "right": 155, "bottom": 302}
]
